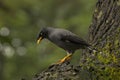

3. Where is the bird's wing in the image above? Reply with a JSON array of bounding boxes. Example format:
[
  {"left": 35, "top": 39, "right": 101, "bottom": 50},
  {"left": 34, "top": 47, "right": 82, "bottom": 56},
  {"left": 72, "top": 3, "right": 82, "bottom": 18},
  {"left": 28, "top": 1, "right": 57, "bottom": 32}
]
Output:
[{"left": 61, "top": 33, "right": 90, "bottom": 46}]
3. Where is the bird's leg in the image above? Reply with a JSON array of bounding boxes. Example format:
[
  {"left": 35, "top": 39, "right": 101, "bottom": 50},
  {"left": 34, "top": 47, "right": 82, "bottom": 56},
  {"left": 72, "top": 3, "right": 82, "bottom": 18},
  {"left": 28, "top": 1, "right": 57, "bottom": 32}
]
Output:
[{"left": 56, "top": 52, "right": 72, "bottom": 64}]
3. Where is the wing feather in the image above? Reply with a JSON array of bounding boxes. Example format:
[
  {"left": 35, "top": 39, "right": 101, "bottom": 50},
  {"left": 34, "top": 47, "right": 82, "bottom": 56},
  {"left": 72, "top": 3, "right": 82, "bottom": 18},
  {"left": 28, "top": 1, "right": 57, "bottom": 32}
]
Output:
[{"left": 61, "top": 33, "right": 90, "bottom": 46}]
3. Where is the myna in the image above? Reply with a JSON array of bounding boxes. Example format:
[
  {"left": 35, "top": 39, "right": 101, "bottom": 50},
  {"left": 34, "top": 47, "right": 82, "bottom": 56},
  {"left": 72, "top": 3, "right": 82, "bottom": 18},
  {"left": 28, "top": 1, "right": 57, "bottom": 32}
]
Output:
[{"left": 37, "top": 27, "right": 95, "bottom": 64}]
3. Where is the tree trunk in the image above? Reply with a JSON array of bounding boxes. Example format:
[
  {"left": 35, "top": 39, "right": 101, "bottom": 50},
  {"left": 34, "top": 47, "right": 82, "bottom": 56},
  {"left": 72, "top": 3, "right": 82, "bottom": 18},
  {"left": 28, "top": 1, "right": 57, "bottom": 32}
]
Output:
[{"left": 33, "top": 0, "right": 120, "bottom": 80}]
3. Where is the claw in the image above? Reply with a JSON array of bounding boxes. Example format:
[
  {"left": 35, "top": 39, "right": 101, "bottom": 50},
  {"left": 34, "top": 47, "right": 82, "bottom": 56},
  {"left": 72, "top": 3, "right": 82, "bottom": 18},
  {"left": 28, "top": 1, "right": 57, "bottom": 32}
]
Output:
[{"left": 56, "top": 54, "right": 72, "bottom": 64}]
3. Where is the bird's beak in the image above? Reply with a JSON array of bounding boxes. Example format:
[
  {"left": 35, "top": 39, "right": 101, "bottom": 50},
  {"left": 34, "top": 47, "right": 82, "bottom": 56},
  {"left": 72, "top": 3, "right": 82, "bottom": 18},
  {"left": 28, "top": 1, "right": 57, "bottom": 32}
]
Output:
[{"left": 37, "top": 37, "right": 43, "bottom": 44}]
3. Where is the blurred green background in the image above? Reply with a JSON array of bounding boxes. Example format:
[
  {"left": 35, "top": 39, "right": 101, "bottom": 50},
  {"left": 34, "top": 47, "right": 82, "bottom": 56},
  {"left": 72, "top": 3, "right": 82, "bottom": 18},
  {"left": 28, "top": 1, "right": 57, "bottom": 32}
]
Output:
[{"left": 0, "top": 0, "right": 96, "bottom": 80}]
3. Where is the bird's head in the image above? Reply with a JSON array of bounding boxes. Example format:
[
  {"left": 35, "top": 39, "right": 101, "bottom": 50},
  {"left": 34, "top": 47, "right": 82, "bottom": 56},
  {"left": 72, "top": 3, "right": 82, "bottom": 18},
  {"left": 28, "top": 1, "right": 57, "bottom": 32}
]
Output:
[{"left": 37, "top": 27, "right": 48, "bottom": 44}]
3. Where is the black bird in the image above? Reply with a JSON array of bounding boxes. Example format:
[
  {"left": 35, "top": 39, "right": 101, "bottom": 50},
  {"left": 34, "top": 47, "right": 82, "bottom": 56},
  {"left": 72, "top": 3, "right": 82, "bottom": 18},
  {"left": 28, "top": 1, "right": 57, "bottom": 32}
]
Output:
[{"left": 37, "top": 27, "right": 94, "bottom": 64}]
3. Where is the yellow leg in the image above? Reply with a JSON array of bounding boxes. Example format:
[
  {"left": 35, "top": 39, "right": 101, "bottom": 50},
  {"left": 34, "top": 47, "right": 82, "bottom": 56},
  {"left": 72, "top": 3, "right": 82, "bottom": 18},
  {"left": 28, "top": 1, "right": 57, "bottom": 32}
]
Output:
[{"left": 56, "top": 54, "right": 72, "bottom": 64}]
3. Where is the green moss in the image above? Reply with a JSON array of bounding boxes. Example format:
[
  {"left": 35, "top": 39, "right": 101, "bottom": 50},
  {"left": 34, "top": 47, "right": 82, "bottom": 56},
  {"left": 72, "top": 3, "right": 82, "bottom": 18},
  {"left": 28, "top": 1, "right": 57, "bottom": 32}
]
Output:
[
  {"left": 117, "top": 0, "right": 120, "bottom": 6},
  {"left": 83, "top": 29, "right": 120, "bottom": 79}
]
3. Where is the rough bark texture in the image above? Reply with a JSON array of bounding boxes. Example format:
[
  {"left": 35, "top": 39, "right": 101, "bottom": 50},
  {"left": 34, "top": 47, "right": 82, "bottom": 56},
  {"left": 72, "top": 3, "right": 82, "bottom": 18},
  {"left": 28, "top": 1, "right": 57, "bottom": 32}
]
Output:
[
  {"left": 33, "top": 0, "right": 120, "bottom": 80},
  {"left": 33, "top": 62, "right": 92, "bottom": 80}
]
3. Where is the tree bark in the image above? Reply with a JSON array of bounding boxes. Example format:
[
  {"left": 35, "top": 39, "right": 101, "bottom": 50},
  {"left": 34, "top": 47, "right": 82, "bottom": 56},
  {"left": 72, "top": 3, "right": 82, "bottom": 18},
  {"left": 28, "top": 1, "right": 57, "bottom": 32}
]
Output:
[{"left": 33, "top": 0, "right": 120, "bottom": 80}]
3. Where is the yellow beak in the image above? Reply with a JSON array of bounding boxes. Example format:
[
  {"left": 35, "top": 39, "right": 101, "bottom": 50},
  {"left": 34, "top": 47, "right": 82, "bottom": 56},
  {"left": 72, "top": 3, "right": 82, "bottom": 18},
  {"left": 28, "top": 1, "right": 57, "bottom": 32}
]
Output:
[{"left": 37, "top": 37, "right": 43, "bottom": 44}]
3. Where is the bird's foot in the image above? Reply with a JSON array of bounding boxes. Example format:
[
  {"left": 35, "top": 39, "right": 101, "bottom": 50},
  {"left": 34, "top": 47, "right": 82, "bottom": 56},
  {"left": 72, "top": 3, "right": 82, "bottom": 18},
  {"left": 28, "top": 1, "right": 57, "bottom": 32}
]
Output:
[{"left": 56, "top": 54, "right": 72, "bottom": 64}]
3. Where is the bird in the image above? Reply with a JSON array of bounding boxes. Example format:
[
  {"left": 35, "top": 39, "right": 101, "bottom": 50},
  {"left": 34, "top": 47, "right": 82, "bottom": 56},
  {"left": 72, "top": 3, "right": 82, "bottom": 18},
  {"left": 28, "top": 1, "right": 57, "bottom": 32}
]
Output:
[{"left": 37, "top": 27, "right": 95, "bottom": 64}]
